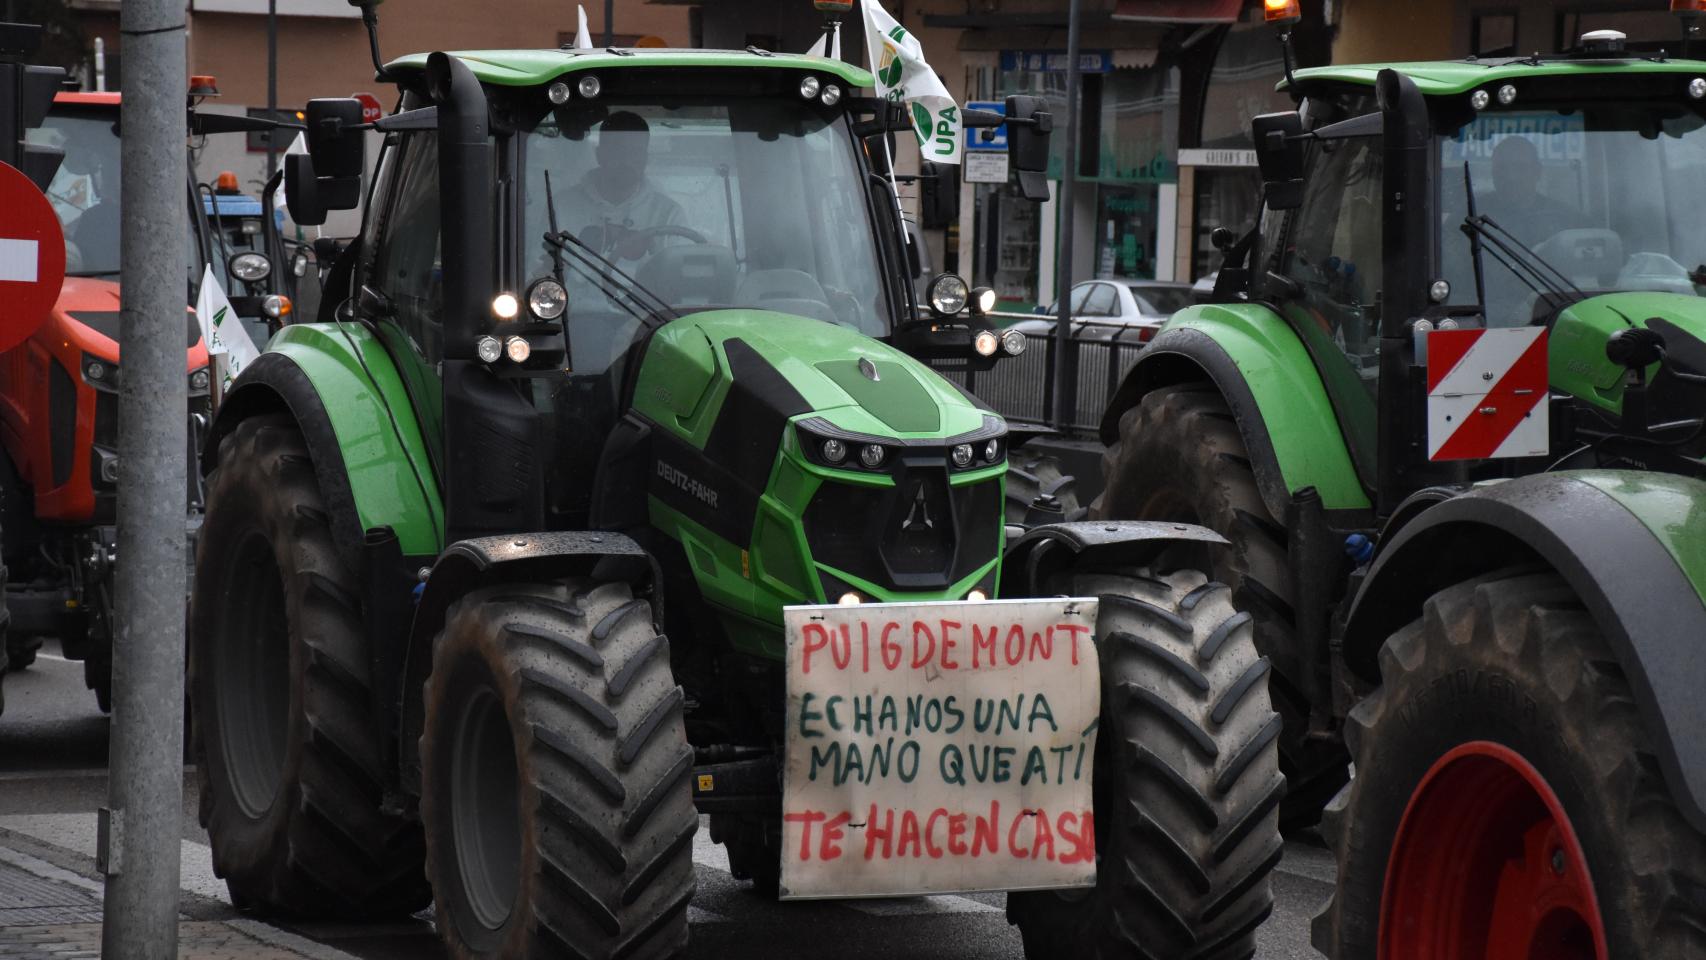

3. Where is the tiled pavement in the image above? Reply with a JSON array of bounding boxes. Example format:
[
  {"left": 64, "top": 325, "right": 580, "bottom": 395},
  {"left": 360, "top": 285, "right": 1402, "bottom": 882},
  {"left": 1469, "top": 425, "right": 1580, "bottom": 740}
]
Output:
[{"left": 0, "top": 851, "right": 355, "bottom": 960}]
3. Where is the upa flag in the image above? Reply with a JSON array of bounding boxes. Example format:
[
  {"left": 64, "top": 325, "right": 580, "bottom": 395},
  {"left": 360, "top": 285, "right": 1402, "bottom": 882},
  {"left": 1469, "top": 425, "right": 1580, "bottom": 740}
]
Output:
[
  {"left": 194, "top": 264, "right": 262, "bottom": 390},
  {"left": 861, "top": 0, "right": 962, "bottom": 164}
]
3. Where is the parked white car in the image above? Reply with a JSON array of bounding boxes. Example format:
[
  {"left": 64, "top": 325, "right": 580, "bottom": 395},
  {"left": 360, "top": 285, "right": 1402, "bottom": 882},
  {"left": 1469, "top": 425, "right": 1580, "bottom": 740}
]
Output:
[{"left": 1016, "top": 279, "right": 1200, "bottom": 344}]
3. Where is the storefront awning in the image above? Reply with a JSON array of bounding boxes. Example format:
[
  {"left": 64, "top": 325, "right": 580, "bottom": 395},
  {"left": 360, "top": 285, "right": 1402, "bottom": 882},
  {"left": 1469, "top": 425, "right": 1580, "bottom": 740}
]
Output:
[{"left": 1112, "top": 0, "right": 1244, "bottom": 23}]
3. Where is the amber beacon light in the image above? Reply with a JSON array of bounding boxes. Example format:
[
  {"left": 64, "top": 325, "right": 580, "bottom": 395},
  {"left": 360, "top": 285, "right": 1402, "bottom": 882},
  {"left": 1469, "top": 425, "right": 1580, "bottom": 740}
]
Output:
[
  {"left": 1675, "top": 0, "right": 1706, "bottom": 14},
  {"left": 1264, "top": 0, "right": 1302, "bottom": 24}
]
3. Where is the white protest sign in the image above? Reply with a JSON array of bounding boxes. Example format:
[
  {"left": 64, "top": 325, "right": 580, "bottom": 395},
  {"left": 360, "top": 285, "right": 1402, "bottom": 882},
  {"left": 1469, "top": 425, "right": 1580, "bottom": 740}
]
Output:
[{"left": 781, "top": 597, "right": 1100, "bottom": 899}]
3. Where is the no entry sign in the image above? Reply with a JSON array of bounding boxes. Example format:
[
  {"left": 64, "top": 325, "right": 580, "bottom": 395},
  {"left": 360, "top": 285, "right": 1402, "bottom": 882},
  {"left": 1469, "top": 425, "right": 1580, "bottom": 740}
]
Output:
[
  {"left": 0, "top": 160, "right": 66, "bottom": 353},
  {"left": 780, "top": 597, "right": 1101, "bottom": 900}
]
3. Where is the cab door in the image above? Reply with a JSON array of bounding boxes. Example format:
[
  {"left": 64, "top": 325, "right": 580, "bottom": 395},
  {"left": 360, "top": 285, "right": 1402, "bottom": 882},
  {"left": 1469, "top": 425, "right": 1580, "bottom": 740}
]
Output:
[{"left": 356, "top": 132, "right": 446, "bottom": 478}]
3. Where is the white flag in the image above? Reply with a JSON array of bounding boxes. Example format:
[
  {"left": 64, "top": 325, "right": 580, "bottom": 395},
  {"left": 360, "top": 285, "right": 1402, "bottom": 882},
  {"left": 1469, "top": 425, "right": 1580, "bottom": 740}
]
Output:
[
  {"left": 194, "top": 264, "right": 262, "bottom": 390},
  {"left": 861, "top": 0, "right": 961, "bottom": 164},
  {"left": 574, "top": 5, "right": 594, "bottom": 49},
  {"left": 274, "top": 130, "right": 308, "bottom": 212},
  {"left": 804, "top": 22, "right": 841, "bottom": 60}
]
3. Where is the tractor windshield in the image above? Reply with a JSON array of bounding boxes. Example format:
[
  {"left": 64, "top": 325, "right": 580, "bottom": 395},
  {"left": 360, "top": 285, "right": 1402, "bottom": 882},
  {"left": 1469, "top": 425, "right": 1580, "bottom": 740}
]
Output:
[
  {"left": 523, "top": 98, "right": 890, "bottom": 337},
  {"left": 28, "top": 110, "right": 123, "bottom": 278},
  {"left": 1438, "top": 101, "right": 1706, "bottom": 324}
]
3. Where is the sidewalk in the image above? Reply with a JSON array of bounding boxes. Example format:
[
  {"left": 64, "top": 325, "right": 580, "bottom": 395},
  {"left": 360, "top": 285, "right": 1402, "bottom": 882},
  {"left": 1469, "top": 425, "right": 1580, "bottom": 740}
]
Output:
[{"left": 0, "top": 848, "right": 356, "bottom": 960}]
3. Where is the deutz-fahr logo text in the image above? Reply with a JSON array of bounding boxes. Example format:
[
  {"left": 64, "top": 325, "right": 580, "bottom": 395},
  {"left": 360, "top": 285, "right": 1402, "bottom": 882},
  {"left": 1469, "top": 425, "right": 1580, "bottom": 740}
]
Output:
[{"left": 657, "top": 460, "right": 719, "bottom": 509}]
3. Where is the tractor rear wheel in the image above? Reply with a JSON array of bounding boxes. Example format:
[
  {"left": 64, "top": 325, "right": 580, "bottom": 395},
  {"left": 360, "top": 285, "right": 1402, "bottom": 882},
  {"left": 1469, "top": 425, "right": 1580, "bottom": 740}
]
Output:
[
  {"left": 1093, "top": 383, "right": 1347, "bottom": 829},
  {"left": 420, "top": 579, "right": 697, "bottom": 960},
  {"left": 1007, "top": 566, "right": 1284, "bottom": 960},
  {"left": 1312, "top": 570, "right": 1706, "bottom": 959},
  {"left": 189, "top": 414, "right": 429, "bottom": 918},
  {"left": 1004, "top": 451, "right": 1086, "bottom": 526}
]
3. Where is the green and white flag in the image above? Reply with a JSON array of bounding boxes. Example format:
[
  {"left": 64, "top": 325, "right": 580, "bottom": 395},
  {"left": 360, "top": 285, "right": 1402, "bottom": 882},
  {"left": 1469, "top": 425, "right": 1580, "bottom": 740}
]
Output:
[
  {"left": 861, "top": 0, "right": 961, "bottom": 164},
  {"left": 194, "top": 264, "right": 261, "bottom": 391}
]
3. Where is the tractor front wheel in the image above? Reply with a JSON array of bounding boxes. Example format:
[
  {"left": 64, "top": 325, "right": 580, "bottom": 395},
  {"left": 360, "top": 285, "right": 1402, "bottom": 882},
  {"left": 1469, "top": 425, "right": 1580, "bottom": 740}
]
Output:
[
  {"left": 189, "top": 414, "right": 429, "bottom": 917},
  {"left": 1094, "top": 383, "right": 1347, "bottom": 829},
  {"left": 1004, "top": 451, "right": 1086, "bottom": 526},
  {"left": 1007, "top": 566, "right": 1284, "bottom": 960},
  {"left": 420, "top": 579, "right": 697, "bottom": 960},
  {"left": 1312, "top": 570, "right": 1706, "bottom": 959}
]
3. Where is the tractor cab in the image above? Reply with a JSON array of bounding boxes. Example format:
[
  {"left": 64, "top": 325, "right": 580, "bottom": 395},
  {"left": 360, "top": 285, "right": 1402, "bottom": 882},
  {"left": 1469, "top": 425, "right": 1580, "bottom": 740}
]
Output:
[{"left": 1231, "top": 32, "right": 1706, "bottom": 511}]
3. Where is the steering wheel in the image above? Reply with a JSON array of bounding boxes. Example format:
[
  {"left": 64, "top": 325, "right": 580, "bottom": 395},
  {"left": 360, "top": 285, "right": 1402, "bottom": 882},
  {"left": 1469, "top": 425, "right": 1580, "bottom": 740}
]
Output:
[{"left": 584, "top": 223, "right": 712, "bottom": 263}]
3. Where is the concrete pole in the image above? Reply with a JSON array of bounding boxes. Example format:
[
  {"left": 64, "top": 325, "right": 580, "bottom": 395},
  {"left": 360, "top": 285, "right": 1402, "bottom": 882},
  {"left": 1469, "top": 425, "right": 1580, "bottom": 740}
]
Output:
[
  {"left": 1051, "top": 0, "right": 1083, "bottom": 432},
  {"left": 102, "top": 0, "right": 187, "bottom": 954}
]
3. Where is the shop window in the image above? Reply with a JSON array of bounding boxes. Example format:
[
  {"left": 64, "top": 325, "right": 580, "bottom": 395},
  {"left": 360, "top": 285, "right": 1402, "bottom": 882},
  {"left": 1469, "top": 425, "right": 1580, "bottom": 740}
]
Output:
[{"left": 1199, "top": 19, "right": 1291, "bottom": 150}]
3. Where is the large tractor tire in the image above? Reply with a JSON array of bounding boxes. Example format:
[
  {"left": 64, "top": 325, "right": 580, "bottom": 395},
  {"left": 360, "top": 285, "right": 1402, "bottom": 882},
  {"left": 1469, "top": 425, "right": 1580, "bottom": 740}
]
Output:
[
  {"left": 1093, "top": 383, "right": 1346, "bottom": 829},
  {"left": 1004, "top": 451, "right": 1086, "bottom": 526},
  {"left": 420, "top": 579, "right": 697, "bottom": 960},
  {"left": 1313, "top": 570, "right": 1706, "bottom": 959},
  {"left": 1007, "top": 566, "right": 1284, "bottom": 960},
  {"left": 189, "top": 414, "right": 429, "bottom": 917}
]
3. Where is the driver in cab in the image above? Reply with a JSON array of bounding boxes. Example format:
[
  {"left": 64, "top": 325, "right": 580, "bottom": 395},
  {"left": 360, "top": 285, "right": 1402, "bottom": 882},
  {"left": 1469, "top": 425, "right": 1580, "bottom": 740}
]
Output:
[{"left": 566, "top": 111, "right": 685, "bottom": 264}]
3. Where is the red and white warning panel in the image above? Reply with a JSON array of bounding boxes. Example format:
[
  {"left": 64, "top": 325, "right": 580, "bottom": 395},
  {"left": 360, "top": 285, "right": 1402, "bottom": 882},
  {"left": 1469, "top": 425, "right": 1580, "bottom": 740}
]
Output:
[
  {"left": 1426, "top": 327, "right": 1549, "bottom": 461},
  {"left": 0, "top": 160, "right": 66, "bottom": 354}
]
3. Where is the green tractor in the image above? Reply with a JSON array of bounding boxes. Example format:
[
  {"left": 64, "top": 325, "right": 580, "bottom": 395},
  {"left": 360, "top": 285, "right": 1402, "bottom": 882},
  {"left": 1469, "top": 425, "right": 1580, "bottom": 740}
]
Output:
[
  {"left": 1093, "top": 18, "right": 1706, "bottom": 957},
  {"left": 186, "top": 6, "right": 1283, "bottom": 958}
]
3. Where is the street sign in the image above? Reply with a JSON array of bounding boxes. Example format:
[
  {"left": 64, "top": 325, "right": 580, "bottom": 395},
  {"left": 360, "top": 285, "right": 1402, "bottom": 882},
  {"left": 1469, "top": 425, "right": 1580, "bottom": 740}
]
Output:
[
  {"left": 965, "top": 100, "right": 1007, "bottom": 152},
  {"left": 352, "top": 92, "right": 384, "bottom": 124},
  {"left": 964, "top": 153, "right": 1010, "bottom": 184},
  {"left": 0, "top": 160, "right": 65, "bottom": 352}
]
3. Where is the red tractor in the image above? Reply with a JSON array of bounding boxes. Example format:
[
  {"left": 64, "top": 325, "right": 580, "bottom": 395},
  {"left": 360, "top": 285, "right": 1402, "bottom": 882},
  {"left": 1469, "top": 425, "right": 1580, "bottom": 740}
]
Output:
[{"left": 0, "top": 89, "right": 290, "bottom": 711}]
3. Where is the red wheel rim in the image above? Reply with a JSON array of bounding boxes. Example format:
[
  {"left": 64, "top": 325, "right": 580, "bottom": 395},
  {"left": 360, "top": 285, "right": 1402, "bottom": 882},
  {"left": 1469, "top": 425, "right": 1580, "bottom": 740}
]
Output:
[{"left": 1379, "top": 741, "right": 1607, "bottom": 960}]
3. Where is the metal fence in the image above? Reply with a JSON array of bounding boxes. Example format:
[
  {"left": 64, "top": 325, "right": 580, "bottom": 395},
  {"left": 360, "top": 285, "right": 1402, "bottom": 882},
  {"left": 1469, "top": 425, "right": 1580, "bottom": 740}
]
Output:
[{"left": 927, "top": 312, "right": 1153, "bottom": 434}]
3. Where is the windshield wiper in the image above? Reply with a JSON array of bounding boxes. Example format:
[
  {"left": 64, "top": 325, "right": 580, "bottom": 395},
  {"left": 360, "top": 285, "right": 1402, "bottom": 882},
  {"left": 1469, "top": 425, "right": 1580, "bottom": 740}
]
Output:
[
  {"left": 542, "top": 170, "right": 566, "bottom": 285},
  {"left": 543, "top": 229, "right": 679, "bottom": 327},
  {"left": 1459, "top": 212, "right": 1584, "bottom": 313}
]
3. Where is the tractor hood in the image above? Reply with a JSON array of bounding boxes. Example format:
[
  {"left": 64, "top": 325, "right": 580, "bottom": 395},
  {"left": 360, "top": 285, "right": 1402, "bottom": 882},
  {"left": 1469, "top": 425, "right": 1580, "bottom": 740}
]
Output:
[
  {"left": 1550, "top": 292, "right": 1706, "bottom": 411},
  {"left": 632, "top": 309, "right": 994, "bottom": 445}
]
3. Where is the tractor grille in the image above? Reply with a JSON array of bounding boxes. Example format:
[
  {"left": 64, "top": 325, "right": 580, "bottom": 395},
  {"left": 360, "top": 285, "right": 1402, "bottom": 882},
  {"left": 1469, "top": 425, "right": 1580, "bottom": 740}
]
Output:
[{"left": 804, "top": 466, "right": 1000, "bottom": 593}]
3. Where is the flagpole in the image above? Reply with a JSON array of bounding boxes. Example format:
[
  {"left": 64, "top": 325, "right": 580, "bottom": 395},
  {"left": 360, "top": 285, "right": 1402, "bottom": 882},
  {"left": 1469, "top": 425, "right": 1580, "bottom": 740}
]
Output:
[{"left": 1051, "top": 0, "right": 1083, "bottom": 432}]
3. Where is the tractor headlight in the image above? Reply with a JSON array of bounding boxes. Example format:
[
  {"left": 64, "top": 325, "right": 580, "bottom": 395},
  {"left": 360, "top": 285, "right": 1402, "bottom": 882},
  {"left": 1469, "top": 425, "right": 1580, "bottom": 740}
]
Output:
[
  {"left": 970, "top": 286, "right": 997, "bottom": 316},
  {"left": 547, "top": 81, "right": 572, "bottom": 105},
  {"left": 505, "top": 336, "right": 532, "bottom": 363},
  {"left": 84, "top": 358, "right": 108, "bottom": 383},
  {"left": 973, "top": 329, "right": 1000, "bottom": 357},
  {"left": 951, "top": 443, "right": 974, "bottom": 468},
  {"left": 261, "top": 294, "right": 291, "bottom": 320},
  {"left": 999, "top": 329, "right": 1027, "bottom": 356},
  {"left": 821, "top": 84, "right": 842, "bottom": 106},
  {"left": 799, "top": 75, "right": 821, "bottom": 99},
  {"left": 927, "top": 274, "right": 969, "bottom": 318},
  {"left": 527, "top": 278, "right": 568, "bottom": 320},
  {"left": 983, "top": 438, "right": 1001, "bottom": 462},
  {"left": 578, "top": 74, "right": 602, "bottom": 99},
  {"left": 189, "top": 368, "right": 210, "bottom": 393},
  {"left": 491, "top": 292, "right": 520, "bottom": 320},
  {"left": 859, "top": 444, "right": 886, "bottom": 469},
  {"left": 476, "top": 335, "right": 503, "bottom": 364},
  {"left": 229, "top": 252, "right": 271, "bottom": 282},
  {"left": 821, "top": 438, "right": 847, "bottom": 464}
]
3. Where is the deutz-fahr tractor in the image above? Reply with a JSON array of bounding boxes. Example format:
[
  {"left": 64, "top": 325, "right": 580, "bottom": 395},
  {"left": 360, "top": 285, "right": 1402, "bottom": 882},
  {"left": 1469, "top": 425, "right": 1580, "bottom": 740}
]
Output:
[
  {"left": 1093, "top": 13, "right": 1706, "bottom": 956},
  {"left": 188, "top": 6, "right": 1283, "bottom": 959}
]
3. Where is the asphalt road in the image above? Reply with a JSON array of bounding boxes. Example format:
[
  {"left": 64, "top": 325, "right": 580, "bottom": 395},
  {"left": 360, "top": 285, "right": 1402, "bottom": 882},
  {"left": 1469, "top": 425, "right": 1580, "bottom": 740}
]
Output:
[{"left": 0, "top": 642, "right": 1332, "bottom": 959}]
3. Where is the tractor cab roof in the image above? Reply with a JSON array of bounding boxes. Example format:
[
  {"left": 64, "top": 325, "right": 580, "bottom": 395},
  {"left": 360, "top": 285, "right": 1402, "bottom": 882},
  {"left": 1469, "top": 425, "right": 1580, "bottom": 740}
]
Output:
[
  {"left": 1292, "top": 56, "right": 1706, "bottom": 96},
  {"left": 383, "top": 47, "right": 874, "bottom": 90}
]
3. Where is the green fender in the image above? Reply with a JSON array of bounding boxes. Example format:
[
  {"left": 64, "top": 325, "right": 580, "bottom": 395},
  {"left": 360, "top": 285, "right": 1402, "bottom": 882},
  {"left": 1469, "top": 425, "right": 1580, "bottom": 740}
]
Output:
[
  {"left": 1343, "top": 470, "right": 1706, "bottom": 832},
  {"left": 204, "top": 323, "right": 445, "bottom": 560},
  {"left": 1100, "top": 303, "right": 1372, "bottom": 519}
]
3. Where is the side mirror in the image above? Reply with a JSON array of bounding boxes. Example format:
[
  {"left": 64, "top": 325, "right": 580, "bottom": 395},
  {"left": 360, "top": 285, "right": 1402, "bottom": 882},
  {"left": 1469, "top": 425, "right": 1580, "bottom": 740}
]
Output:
[
  {"left": 284, "top": 153, "right": 326, "bottom": 225},
  {"left": 303, "top": 97, "right": 365, "bottom": 211},
  {"left": 1004, "top": 94, "right": 1053, "bottom": 202},
  {"left": 1252, "top": 111, "right": 1306, "bottom": 211}
]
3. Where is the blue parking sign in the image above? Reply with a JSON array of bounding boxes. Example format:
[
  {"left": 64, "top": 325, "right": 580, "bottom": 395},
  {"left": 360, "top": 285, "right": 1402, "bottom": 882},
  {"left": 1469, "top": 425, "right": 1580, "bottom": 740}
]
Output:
[{"left": 965, "top": 100, "right": 1007, "bottom": 152}]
